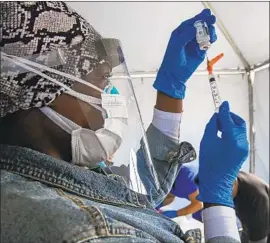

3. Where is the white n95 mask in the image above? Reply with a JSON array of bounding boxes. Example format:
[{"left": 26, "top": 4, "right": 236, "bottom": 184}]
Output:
[{"left": 40, "top": 105, "right": 126, "bottom": 166}]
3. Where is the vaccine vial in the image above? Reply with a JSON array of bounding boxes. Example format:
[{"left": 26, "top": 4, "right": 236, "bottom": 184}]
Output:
[{"left": 194, "top": 20, "right": 211, "bottom": 50}]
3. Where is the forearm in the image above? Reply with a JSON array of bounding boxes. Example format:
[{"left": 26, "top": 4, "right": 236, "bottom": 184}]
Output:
[
  {"left": 176, "top": 202, "right": 203, "bottom": 217},
  {"left": 155, "top": 91, "right": 183, "bottom": 113}
]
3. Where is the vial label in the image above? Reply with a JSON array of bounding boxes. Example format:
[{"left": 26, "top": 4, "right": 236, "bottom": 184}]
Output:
[{"left": 194, "top": 20, "right": 211, "bottom": 50}]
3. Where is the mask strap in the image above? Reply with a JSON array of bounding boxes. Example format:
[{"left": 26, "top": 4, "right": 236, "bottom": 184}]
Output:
[
  {"left": 64, "top": 90, "right": 104, "bottom": 113},
  {"left": 1, "top": 52, "right": 103, "bottom": 93},
  {"left": 1, "top": 53, "right": 104, "bottom": 112},
  {"left": 40, "top": 106, "right": 80, "bottom": 134}
]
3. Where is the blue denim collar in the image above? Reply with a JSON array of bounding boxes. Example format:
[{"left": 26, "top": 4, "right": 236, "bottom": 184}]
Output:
[{"left": 0, "top": 144, "right": 150, "bottom": 208}]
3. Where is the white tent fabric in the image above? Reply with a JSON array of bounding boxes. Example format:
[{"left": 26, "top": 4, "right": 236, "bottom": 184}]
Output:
[
  {"left": 253, "top": 68, "right": 269, "bottom": 181},
  {"left": 66, "top": 2, "right": 269, "bottom": 181}
]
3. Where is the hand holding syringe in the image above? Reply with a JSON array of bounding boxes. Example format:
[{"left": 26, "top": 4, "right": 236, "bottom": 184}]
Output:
[{"left": 207, "top": 53, "right": 224, "bottom": 111}]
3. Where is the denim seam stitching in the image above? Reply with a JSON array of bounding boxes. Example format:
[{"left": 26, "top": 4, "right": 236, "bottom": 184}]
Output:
[
  {"left": 56, "top": 188, "right": 86, "bottom": 208},
  {"left": 1, "top": 154, "right": 147, "bottom": 207},
  {"left": 74, "top": 228, "right": 160, "bottom": 243},
  {"left": 82, "top": 206, "right": 110, "bottom": 235},
  {"left": 1, "top": 163, "right": 142, "bottom": 208},
  {"left": 55, "top": 189, "right": 111, "bottom": 239},
  {"left": 76, "top": 234, "right": 140, "bottom": 243},
  {"left": 107, "top": 174, "right": 141, "bottom": 206},
  {"left": 69, "top": 205, "right": 159, "bottom": 243}
]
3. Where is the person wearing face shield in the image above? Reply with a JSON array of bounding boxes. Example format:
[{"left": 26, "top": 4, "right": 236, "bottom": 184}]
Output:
[{"left": 0, "top": 2, "right": 249, "bottom": 243}]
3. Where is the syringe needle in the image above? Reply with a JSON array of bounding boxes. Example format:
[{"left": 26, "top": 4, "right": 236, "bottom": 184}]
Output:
[{"left": 206, "top": 52, "right": 210, "bottom": 65}]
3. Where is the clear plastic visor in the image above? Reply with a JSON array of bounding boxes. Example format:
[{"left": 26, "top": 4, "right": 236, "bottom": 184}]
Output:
[{"left": 1, "top": 38, "right": 160, "bottom": 195}]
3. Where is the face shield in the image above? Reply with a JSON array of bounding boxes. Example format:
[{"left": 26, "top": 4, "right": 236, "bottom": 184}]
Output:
[{"left": 1, "top": 38, "right": 159, "bottom": 195}]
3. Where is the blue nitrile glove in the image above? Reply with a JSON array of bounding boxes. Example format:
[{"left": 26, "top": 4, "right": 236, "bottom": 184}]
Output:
[
  {"left": 162, "top": 210, "right": 178, "bottom": 218},
  {"left": 153, "top": 9, "right": 217, "bottom": 99},
  {"left": 197, "top": 101, "right": 249, "bottom": 208}
]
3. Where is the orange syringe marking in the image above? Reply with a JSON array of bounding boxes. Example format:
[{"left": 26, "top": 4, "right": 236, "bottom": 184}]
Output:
[{"left": 207, "top": 53, "right": 224, "bottom": 74}]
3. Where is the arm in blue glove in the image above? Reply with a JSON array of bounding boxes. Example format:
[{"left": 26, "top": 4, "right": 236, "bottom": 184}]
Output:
[
  {"left": 197, "top": 101, "right": 249, "bottom": 208},
  {"left": 161, "top": 210, "right": 178, "bottom": 219},
  {"left": 153, "top": 9, "right": 217, "bottom": 100}
]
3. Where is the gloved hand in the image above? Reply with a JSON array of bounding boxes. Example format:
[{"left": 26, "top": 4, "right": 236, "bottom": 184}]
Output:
[
  {"left": 153, "top": 9, "right": 217, "bottom": 99},
  {"left": 162, "top": 210, "right": 178, "bottom": 218},
  {"left": 197, "top": 101, "right": 249, "bottom": 208}
]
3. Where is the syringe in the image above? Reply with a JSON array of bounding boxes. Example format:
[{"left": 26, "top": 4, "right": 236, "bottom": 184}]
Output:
[{"left": 207, "top": 53, "right": 224, "bottom": 111}]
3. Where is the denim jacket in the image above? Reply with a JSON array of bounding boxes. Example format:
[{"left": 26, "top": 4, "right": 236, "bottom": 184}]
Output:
[{"left": 0, "top": 124, "right": 239, "bottom": 243}]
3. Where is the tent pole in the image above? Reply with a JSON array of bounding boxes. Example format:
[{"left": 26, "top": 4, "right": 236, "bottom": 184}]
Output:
[
  {"left": 247, "top": 71, "right": 256, "bottom": 173},
  {"left": 112, "top": 69, "right": 246, "bottom": 79},
  {"left": 253, "top": 60, "right": 270, "bottom": 73}
]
